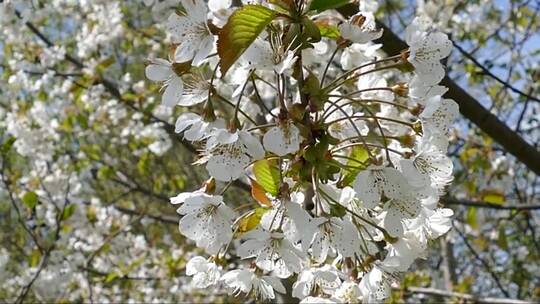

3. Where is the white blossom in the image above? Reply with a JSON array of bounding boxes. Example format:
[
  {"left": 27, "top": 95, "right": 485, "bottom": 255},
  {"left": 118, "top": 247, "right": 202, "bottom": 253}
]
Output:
[
  {"left": 167, "top": 0, "right": 215, "bottom": 66},
  {"left": 263, "top": 122, "right": 303, "bottom": 156},
  {"left": 171, "top": 191, "right": 235, "bottom": 254},
  {"left": 186, "top": 256, "right": 221, "bottom": 288}
]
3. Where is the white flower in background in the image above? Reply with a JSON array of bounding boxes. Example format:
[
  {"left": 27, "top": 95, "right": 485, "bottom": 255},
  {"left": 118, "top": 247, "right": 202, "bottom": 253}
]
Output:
[
  {"left": 340, "top": 12, "right": 383, "bottom": 44},
  {"left": 171, "top": 191, "right": 235, "bottom": 254},
  {"left": 292, "top": 266, "right": 341, "bottom": 299},
  {"left": 167, "top": 0, "right": 215, "bottom": 66},
  {"left": 325, "top": 102, "right": 369, "bottom": 141},
  {"left": 204, "top": 129, "right": 265, "bottom": 181},
  {"left": 145, "top": 58, "right": 183, "bottom": 107},
  {"left": 376, "top": 103, "right": 410, "bottom": 135},
  {"left": 175, "top": 112, "right": 226, "bottom": 142},
  {"left": 186, "top": 256, "right": 221, "bottom": 288},
  {"left": 405, "top": 16, "right": 452, "bottom": 85},
  {"left": 356, "top": 72, "right": 394, "bottom": 102},
  {"left": 237, "top": 229, "right": 305, "bottom": 278},
  {"left": 300, "top": 216, "right": 361, "bottom": 262},
  {"left": 353, "top": 166, "right": 413, "bottom": 209},
  {"left": 340, "top": 43, "right": 381, "bottom": 70},
  {"left": 208, "top": 0, "right": 232, "bottom": 27},
  {"left": 221, "top": 269, "right": 286, "bottom": 300},
  {"left": 242, "top": 38, "right": 298, "bottom": 74},
  {"left": 263, "top": 122, "right": 303, "bottom": 156},
  {"left": 400, "top": 137, "right": 453, "bottom": 190}
]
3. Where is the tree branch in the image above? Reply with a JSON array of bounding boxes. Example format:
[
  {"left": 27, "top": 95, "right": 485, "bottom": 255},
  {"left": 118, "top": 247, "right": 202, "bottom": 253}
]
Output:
[
  {"left": 378, "top": 22, "right": 540, "bottom": 175},
  {"left": 442, "top": 197, "right": 540, "bottom": 210},
  {"left": 453, "top": 222, "right": 510, "bottom": 297},
  {"left": 337, "top": 5, "right": 540, "bottom": 175},
  {"left": 452, "top": 42, "right": 540, "bottom": 104}
]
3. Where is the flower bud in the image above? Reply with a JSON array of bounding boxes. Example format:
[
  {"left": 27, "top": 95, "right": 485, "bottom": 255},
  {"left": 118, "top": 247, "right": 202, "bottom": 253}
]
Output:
[
  {"left": 202, "top": 99, "right": 216, "bottom": 122},
  {"left": 392, "top": 83, "right": 409, "bottom": 97},
  {"left": 203, "top": 177, "right": 216, "bottom": 194}
]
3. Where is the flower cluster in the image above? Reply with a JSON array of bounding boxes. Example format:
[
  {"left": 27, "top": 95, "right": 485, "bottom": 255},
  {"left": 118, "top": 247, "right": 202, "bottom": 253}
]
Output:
[{"left": 148, "top": 0, "right": 457, "bottom": 302}]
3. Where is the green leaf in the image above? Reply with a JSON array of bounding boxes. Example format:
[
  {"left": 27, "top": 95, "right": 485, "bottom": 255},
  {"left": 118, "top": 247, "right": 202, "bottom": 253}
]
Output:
[
  {"left": 217, "top": 5, "right": 277, "bottom": 75},
  {"left": 253, "top": 159, "right": 281, "bottom": 196},
  {"left": 302, "top": 71, "right": 327, "bottom": 112},
  {"left": 309, "top": 0, "right": 351, "bottom": 12},
  {"left": 62, "top": 204, "right": 77, "bottom": 221},
  {"left": 482, "top": 192, "right": 505, "bottom": 205},
  {"left": 22, "top": 191, "right": 38, "bottom": 209},
  {"left": 95, "top": 56, "right": 115, "bottom": 75},
  {"left": 466, "top": 207, "right": 478, "bottom": 230},
  {"left": 497, "top": 226, "right": 508, "bottom": 250},
  {"left": 1, "top": 136, "right": 16, "bottom": 155},
  {"left": 237, "top": 208, "right": 269, "bottom": 234},
  {"left": 339, "top": 146, "right": 370, "bottom": 187},
  {"left": 317, "top": 23, "right": 340, "bottom": 40},
  {"left": 28, "top": 249, "right": 41, "bottom": 267},
  {"left": 105, "top": 272, "right": 119, "bottom": 283},
  {"left": 302, "top": 17, "right": 321, "bottom": 42},
  {"left": 97, "top": 166, "right": 115, "bottom": 180}
]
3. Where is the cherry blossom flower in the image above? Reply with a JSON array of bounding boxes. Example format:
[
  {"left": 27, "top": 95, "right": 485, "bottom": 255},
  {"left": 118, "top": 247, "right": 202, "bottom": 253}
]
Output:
[
  {"left": 406, "top": 16, "right": 452, "bottom": 85},
  {"left": 263, "top": 122, "right": 303, "bottom": 156},
  {"left": 381, "top": 197, "right": 422, "bottom": 237},
  {"left": 334, "top": 280, "right": 363, "bottom": 303},
  {"left": 300, "top": 297, "right": 340, "bottom": 304},
  {"left": 242, "top": 38, "right": 298, "bottom": 74},
  {"left": 204, "top": 129, "right": 265, "bottom": 181},
  {"left": 186, "top": 256, "right": 221, "bottom": 288},
  {"left": 300, "top": 216, "right": 361, "bottom": 262},
  {"left": 359, "top": 266, "right": 392, "bottom": 302},
  {"left": 221, "top": 269, "right": 286, "bottom": 300},
  {"left": 340, "top": 12, "right": 383, "bottom": 44},
  {"left": 353, "top": 166, "right": 414, "bottom": 209},
  {"left": 145, "top": 58, "right": 183, "bottom": 107},
  {"left": 420, "top": 98, "right": 459, "bottom": 136},
  {"left": 400, "top": 137, "right": 453, "bottom": 190},
  {"left": 171, "top": 191, "right": 235, "bottom": 254},
  {"left": 167, "top": 0, "right": 215, "bottom": 66},
  {"left": 175, "top": 112, "right": 226, "bottom": 142},
  {"left": 237, "top": 229, "right": 305, "bottom": 278},
  {"left": 292, "top": 266, "right": 341, "bottom": 299}
]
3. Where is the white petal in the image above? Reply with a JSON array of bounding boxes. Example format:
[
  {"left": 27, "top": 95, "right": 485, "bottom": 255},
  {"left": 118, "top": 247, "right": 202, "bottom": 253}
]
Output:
[
  {"left": 145, "top": 62, "right": 171, "bottom": 81},
  {"left": 162, "top": 76, "right": 184, "bottom": 107},
  {"left": 239, "top": 131, "right": 265, "bottom": 160}
]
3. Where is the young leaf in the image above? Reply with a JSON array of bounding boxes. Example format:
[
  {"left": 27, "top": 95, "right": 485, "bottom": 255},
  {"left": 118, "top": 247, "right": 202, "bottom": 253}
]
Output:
[
  {"left": 22, "top": 191, "right": 38, "bottom": 209},
  {"left": 251, "top": 179, "right": 272, "bottom": 207},
  {"left": 62, "top": 204, "right": 77, "bottom": 220},
  {"left": 217, "top": 5, "right": 277, "bottom": 76},
  {"left": 481, "top": 189, "right": 505, "bottom": 205},
  {"left": 253, "top": 159, "right": 281, "bottom": 196},
  {"left": 309, "top": 0, "right": 351, "bottom": 12},
  {"left": 316, "top": 23, "right": 340, "bottom": 40},
  {"left": 339, "top": 146, "right": 370, "bottom": 187},
  {"left": 466, "top": 207, "right": 478, "bottom": 230},
  {"left": 237, "top": 208, "right": 269, "bottom": 234}
]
